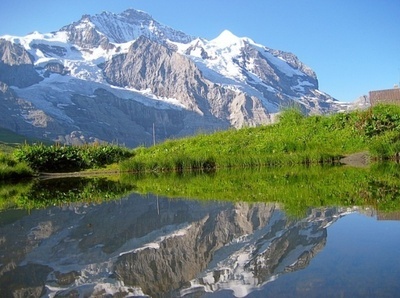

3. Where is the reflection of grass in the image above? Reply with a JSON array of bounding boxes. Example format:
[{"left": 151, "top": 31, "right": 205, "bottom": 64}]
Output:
[
  {"left": 360, "top": 163, "right": 400, "bottom": 212},
  {"left": 122, "top": 163, "right": 400, "bottom": 217},
  {"left": 0, "top": 180, "right": 34, "bottom": 210},
  {"left": 0, "top": 177, "right": 136, "bottom": 211},
  {"left": 2, "top": 163, "right": 400, "bottom": 216}
]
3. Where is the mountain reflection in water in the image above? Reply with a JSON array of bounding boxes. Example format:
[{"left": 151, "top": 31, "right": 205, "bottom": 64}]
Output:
[{"left": 1, "top": 192, "right": 399, "bottom": 297}]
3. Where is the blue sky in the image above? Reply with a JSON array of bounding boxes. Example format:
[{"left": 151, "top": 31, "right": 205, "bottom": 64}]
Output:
[{"left": 0, "top": 0, "right": 399, "bottom": 102}]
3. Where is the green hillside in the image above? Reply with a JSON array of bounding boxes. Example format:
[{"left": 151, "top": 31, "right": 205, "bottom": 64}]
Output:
[
  {"left": 0, "top": 127, "right": 50, "bottom": 153},
  {"left": 121, "top": 104, "right": 400, "bottom": 172}
]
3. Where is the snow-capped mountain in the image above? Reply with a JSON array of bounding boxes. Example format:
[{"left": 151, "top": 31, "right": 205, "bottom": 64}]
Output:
[
  {"left": 60, "top": 9, "right": 194, "bottom": 47},
  {"left": 0, "top": 8, "right": 348, "bottom": 146}
]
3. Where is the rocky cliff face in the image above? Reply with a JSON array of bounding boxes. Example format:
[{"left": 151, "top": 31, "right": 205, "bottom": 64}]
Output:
[
  {"left": 0, "top": 40, "right": 43, "bottom": 88},
  {"left": 103, "top": 36, "right": 272, "bottom": 127},
  {"left": 103, "top": 36, "right": 212, "bottom": 115},
  {"left": 0, "top": 81, "right": 65, "bottom": 140},
  {"left": 0, "top": 192, "right": 349, "bottom": 297},
  {"left": 0, "top": 8, "right": 356, "bottom": 146}
]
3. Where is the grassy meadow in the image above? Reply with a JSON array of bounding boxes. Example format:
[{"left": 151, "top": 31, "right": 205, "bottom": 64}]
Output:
[{"left": 121, "top": 104, "right": 400, "bottom": 173}]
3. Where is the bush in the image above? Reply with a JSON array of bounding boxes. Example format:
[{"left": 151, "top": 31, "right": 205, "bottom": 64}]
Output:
[
  {"left": 13, "top": 143, "right": 133, "bottom": 172},
  {"left": 369, "top": 131, "right": 400, "bottom": 160},
  {"left": 356, "top": 104, "right": 400, "bottom": 137}
]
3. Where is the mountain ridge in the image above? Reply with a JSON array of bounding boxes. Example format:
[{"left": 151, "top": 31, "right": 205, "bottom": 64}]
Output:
[{"left": 0, "top": 8, "right": 358, "bottom": 146}]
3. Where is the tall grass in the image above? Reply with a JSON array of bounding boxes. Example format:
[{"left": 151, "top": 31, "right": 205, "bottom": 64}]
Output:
[
  {"left": 0, "top": 152, "right": 33, "bottom": 179},
  {"left": 121, "top": 104, "right": 400, "bottom": 173},
  {"left": 120, "top": 107, "right": 369, "bottom": 172}
]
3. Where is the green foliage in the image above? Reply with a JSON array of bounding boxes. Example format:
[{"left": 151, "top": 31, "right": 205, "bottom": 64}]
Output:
[
  {"left": 369, "top": 131, "right": 400, "bottom": 159},
  {"left": 0, "top": 180, "right": 34, "bottom": 210},
  {"left": 277, "top": 107, "right": 305, "bottom": 126},
  {"left": 356, "top": 104, "right": 400, "bottom": 137},
  {"left": 2, "top": 162, "right": 400, "bottom": 218},
  {"left": 0, "top": 152, "right": 33, "bottom": 179},
  {"left": 13, "top": 143, "right": 133, "bottom": 172},
  {"left": 359, "top": 163, "right": 400, "bottom": 212},
  {"left": 120, "top": 104, "right": 400, "bottom": 173},
  {"left": 355, "top": 105, "right": 400, "bottom": 160},
  {"left": 0, "top": 143, "right": 17, "bottom": 154}
]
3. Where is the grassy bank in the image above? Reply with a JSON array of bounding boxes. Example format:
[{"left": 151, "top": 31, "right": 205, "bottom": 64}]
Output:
[
  {"left": 2, "top": 104, "right": 400, "bottom": 178},
  {"left": 0, "top": 128, "right": 50, "bottom": 179},
  {"left": 121, "top": 105, "right": 400, "bottom": 173},
  {"left": 0, "top": 152, "right": 33, "bottom": 180}
]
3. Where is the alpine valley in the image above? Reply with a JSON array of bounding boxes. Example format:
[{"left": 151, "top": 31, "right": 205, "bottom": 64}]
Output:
[{"left": 0, "top": 9, "right": 355, "bottom": 147}]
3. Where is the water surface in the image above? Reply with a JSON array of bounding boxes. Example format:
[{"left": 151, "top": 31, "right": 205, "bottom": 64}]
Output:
[
  {"left": 1, "top": 193, "right": 399, "bottom": 297},
  {"left": 1, "top": 164, "right": 400, "bottom": 297}
]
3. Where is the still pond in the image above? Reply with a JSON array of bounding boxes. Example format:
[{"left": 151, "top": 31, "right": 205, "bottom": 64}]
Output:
[{"left": 0, "top": 164, "right": 400, "bottom": 297}]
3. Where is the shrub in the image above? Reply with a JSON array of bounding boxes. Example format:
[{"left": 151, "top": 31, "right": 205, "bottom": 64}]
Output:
[
  {"left": 369, "top": 131, "right": 400, "bottom": 160},
  {"left": 356, "top": 104, "right": 400, "bottom": 137},
  {"left": 13, "top": 143, "right": 133, "bottom": 172}
]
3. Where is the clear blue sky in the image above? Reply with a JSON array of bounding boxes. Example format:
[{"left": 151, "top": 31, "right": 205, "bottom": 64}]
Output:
[{"left": 0, "top": 0, "right": 399, "bottom": 102}]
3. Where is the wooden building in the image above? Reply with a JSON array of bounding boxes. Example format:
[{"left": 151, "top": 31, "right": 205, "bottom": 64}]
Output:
[{"left": 369, "top": 88, "right": 400, "bottom": 106}]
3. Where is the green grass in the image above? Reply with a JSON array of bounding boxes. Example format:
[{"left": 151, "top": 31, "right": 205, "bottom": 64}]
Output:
[
  {"left": 0, "top": 143, "right": 16, "bottom": 154},
  {"left": 0, "top": 180, "right": 34, "bottom": 210},
  {"left": 0, "top": 127, "right": 49, "bottom": 179},
  {"left": 0, "top": 152, "right": 33, "bottom": 179},
  {"left": 121, "top": 105, "right": 400, "bottom": 173}
]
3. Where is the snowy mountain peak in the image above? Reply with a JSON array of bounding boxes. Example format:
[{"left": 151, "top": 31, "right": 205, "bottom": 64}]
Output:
[
  {"left": 214, "top": 30, "right": 240, "bottom": 43},
  {"left": 60, "top": 8, "right": 194, "bottom": 46},
  {"left": 210, "top": 29, "right": 256, "bottom": 48}
]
